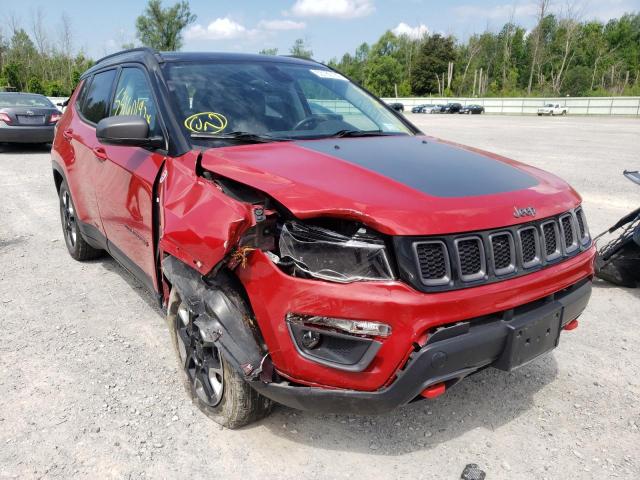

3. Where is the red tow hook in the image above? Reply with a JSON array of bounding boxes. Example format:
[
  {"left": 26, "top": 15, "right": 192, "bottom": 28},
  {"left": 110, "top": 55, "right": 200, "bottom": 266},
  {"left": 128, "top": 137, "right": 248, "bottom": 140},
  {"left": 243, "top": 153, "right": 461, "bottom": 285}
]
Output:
[
  {"left": 420, "top": 382, "right": 446, "bottom": 399},
  {"left": 563, "top": 319, "right": 579, "bottom": 331}
]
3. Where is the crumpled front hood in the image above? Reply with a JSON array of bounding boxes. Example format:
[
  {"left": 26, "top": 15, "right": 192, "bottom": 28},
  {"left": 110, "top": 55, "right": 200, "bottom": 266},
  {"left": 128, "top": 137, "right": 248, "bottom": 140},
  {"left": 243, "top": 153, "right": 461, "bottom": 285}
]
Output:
[{"left": 199, "top": 135, "right": 581, "bottom": 236}]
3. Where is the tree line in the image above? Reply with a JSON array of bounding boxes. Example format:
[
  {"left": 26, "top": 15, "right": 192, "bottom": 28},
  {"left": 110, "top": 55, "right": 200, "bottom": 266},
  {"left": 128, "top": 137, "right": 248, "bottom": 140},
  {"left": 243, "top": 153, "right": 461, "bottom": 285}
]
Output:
[
  {"left": 0, "top": 12, "right": 93, "bottom": 96},
  {"left": 325, "top": 7, "right": 640, "bottom": 98},
  {"left": 1, "top": 0, "right": 639, "bottom": 99}
]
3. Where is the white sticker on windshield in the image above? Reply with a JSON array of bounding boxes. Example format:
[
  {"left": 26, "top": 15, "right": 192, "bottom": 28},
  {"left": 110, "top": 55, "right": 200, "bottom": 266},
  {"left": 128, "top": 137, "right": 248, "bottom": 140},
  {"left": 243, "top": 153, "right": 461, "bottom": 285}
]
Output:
[{"left": 310, "top": 69, "right": 347, "bottom": 81}]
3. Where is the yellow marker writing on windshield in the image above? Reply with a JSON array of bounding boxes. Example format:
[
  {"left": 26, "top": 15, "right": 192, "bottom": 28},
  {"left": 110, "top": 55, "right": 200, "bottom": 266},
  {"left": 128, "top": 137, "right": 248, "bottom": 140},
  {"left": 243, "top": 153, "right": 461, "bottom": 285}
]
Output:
[{"left": 184, "top": 112, "right": 228, "bottom": 133}]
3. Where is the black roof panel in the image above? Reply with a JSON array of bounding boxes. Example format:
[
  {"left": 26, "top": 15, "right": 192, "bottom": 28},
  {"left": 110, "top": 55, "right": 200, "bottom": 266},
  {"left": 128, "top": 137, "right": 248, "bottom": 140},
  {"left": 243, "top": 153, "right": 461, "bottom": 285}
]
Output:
[{"left": 82, "top": 48, "right": 322, "bottom": 79}]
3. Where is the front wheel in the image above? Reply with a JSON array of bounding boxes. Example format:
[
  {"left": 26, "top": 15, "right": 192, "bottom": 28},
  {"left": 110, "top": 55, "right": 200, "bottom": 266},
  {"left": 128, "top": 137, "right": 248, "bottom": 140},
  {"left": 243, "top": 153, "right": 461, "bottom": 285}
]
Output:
[{"left": 167, "top": 288, "right": 272, "bottom": 429}]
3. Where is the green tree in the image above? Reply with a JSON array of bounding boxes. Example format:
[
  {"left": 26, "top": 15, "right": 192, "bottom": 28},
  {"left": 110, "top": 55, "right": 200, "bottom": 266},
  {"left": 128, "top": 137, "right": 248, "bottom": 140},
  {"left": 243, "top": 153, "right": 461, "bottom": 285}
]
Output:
[
  {"left": 364, "top": 55, "right": 402, "bottom": 96},
  {"left": 411, "top": 34, "right": 455, "bottom": 95},
  {"left": 26, "top": 77, "right": 44, "bottom": 94},
  {"left": 45, "top": 80, "right": 65, "bottom": 96},
  {"left": 290, "top": 38, "right": 313, "bottom": 59},
  {"left": 562, "top": 65, "right": 591, "bottom": 95},
  {"left": 259, "top": 48, "right": 278, "bottom": 55},
  {"left": 136, "top": 0, "right": 196, "bottom": 51},
  {"left": 2, "top": 62, "right": 25, "bottom": 90}
]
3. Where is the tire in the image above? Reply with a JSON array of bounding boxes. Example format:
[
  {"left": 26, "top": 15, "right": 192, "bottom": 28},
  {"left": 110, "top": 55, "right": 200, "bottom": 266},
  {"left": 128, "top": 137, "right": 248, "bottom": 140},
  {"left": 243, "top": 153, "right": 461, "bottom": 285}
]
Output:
[
  {"left": 58, "top": 180, "right": 104, "bottom": 261},
  {"left": 167, "top": 287, "right": 272, "bottom": 429}
]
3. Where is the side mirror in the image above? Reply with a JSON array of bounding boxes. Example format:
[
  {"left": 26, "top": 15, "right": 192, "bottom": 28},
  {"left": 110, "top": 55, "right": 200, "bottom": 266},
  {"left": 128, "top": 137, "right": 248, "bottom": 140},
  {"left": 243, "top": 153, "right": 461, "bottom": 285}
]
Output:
[{"left": 96, "top": 115, "right": 164, "bottom": 148}]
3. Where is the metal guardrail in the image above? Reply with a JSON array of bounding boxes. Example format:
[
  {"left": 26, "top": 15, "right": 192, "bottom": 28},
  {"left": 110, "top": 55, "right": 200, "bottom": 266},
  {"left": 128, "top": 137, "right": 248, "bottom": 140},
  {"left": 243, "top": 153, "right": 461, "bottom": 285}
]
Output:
[{"left": 381, "top": 96, "right": 640, "bottom": 116}]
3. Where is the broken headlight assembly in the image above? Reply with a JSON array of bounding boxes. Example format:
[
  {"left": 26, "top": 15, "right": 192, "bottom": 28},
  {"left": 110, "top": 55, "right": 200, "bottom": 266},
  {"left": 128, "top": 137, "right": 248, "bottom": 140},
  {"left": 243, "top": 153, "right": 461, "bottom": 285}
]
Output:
[{"left": 278, "top": 221, "right": 395, "bottom": 283}]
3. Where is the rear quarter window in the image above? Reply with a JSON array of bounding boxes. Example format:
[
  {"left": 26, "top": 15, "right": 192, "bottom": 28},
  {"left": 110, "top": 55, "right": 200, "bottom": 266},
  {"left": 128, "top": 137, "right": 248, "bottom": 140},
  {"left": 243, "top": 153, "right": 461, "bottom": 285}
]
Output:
[{"left": 81, "top": 69, "right": 117, "bottom": 124}]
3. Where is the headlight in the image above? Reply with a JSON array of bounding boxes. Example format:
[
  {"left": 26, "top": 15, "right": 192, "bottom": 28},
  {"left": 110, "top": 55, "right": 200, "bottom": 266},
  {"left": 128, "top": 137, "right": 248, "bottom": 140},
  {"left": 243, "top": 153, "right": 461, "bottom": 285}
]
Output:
[{"left": 279, "top": 221, "right": 394, "bottom": 283}]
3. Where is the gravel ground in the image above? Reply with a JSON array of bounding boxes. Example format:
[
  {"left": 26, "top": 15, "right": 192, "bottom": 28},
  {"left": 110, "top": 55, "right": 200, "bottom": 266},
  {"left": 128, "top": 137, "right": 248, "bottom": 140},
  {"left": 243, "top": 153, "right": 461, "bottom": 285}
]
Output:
[{"left": 1, "top": 115, "right": 639, "bottom": 480}]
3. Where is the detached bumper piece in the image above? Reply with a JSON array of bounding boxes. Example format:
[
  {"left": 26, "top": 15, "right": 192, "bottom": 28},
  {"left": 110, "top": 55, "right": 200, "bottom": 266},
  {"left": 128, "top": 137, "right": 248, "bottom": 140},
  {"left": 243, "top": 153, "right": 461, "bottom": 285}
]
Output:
[{"left": 251, "top": 279, "right": 591, "bottom": 414}]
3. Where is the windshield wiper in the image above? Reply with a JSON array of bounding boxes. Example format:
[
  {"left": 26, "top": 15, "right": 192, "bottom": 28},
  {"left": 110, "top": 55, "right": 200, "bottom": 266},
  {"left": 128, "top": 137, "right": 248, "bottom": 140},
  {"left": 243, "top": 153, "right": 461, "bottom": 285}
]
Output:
[
  {"left": 330, "top": 129, "right": 398, "bottom": 138},
  {"left": 189, "top": 131, "right": 288, "bottom": 143}
]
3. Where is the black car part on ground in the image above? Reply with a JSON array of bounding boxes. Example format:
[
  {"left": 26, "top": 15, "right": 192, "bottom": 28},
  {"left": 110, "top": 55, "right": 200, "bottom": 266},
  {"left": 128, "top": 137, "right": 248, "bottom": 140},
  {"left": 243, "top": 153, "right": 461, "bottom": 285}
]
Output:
[
  {"left": 595, "top": 170, "right": 640, "bottom": 288},
  {"left": 251, "top": 279, "right": 591, "bottom": 414}
]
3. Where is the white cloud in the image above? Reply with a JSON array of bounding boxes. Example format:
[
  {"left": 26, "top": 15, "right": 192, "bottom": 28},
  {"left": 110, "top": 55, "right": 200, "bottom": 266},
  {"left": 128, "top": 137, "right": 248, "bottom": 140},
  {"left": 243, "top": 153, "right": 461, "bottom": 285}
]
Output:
[
  {"left": 258, "top": 19, "right": 306, "bottom": 30},
  {"left": 392, "top": 22, "right": 429, "bottom": 39},
  {"left": 185, "top": 17, "right": 248, "bottom": 40},
  {"left": 289, "top": 0, "right": 375, "bottom": 19}
]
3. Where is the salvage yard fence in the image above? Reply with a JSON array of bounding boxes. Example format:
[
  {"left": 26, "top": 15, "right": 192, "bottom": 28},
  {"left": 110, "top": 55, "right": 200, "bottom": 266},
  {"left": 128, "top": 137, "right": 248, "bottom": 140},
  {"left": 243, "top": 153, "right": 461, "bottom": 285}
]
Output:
[{"left": 381, "top": 96, "right": 640, "bottom": 116}]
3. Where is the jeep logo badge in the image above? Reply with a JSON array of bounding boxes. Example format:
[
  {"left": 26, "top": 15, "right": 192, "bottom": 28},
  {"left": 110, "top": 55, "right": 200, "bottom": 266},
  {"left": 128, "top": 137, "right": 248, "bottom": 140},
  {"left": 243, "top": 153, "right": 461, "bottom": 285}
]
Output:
[{"left": 513, "top": 206, "right": 536, "bottom": 218}]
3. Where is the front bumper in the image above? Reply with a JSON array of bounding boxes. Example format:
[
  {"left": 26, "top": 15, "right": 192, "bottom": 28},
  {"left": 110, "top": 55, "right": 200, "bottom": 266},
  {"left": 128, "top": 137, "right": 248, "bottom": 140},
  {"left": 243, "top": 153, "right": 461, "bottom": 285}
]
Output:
[
  {"left": 237, "top": 246, "right": 595, "bottom": 391},
  {"left": 0, "top": 125, "right": 55, "bottom": 143},
  {"left": 251, "top": 279, "right": 591, "bottom": 414}
]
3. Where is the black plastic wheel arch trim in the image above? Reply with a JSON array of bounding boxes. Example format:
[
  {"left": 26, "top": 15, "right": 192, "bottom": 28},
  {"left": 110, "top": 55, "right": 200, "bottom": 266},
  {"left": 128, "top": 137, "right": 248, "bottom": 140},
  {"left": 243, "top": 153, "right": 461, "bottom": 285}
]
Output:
[{"left": 162, "top": 256, "right": 266, "bottom": 379}]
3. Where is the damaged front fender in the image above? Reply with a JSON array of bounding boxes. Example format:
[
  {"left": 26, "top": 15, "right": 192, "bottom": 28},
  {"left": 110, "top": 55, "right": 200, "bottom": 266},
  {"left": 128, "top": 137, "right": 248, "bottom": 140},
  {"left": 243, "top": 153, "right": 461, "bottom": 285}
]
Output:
[{"left": 159, "top": 152, "right": 257, "bottom": 274}]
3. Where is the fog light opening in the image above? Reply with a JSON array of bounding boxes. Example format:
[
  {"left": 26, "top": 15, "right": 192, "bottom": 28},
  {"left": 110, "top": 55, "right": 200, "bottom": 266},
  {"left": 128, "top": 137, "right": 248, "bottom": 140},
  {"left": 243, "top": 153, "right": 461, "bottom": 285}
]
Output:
[{"left": 301, "top": 329, "right": 322, "bottom": 349}]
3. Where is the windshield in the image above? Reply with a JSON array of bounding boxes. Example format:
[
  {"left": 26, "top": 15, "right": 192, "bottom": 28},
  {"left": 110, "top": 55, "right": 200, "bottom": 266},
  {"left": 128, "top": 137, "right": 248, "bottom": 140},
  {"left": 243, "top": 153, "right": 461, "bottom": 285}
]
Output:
[
  {"left": 162, "top": 60, "right": 412, "bottom": 142},
  {"left": 544, "top": 104, "right": 554, "bottom": 107},
  {"left": 0, "top": 93, "right": 54, "bottom": 108}
]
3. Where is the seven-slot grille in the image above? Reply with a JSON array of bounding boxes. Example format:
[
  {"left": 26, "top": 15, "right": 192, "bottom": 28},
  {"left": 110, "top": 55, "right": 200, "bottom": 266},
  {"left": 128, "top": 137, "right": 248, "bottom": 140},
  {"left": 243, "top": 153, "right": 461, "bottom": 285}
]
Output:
[{"left": 407, "top": 208, "right": 590, "bottom": 291}]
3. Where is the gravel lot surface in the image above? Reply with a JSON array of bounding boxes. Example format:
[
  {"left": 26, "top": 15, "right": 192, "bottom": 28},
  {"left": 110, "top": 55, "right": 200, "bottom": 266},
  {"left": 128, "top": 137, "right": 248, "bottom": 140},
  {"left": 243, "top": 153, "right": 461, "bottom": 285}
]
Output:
[{"left": 1, "top": 116, "right": 639, "bottom": 480}]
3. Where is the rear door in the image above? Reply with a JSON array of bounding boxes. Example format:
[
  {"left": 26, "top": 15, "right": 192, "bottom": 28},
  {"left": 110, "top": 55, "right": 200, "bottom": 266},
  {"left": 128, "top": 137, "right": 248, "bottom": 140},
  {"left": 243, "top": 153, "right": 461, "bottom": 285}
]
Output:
[
  {"left": 64, "top": 69, "right": 118, "bottom": 239},
  {"left": 94, "top": 66, "right": 166, "bottom": 293}
]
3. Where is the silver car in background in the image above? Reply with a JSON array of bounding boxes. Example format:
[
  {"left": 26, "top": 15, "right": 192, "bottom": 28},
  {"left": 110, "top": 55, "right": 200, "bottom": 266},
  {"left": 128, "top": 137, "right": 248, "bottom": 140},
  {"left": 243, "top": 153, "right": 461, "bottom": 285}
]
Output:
[{"left": 0, "top": 93, "right": 62, "bottom": 144}]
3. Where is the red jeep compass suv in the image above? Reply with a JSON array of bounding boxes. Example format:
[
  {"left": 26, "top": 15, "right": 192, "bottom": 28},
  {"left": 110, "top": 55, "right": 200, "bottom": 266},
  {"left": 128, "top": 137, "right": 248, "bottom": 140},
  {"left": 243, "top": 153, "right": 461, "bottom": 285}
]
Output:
[{"left": 51, "top": 48, "right": 594, "bottom": 428}]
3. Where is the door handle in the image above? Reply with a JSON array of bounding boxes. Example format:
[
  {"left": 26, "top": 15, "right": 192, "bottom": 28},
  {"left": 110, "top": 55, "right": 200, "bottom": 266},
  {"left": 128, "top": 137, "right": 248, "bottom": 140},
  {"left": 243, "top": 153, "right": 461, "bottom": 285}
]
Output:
[
  {"left": 62, "top": 128, "right": 74, "bottom": 141},
  {"left": 92, "top": 146, "right": 108, "bottom": 161}
]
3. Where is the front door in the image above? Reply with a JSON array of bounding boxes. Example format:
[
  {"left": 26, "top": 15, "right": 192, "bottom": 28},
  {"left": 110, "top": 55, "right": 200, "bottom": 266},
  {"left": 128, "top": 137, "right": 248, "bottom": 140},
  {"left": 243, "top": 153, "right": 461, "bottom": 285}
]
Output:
[
  {"left": 65, "top": 69, "right": 118, "bottom": 239},
  {"left": 94, "top": 67, "right": 166, "bottom": 293}
]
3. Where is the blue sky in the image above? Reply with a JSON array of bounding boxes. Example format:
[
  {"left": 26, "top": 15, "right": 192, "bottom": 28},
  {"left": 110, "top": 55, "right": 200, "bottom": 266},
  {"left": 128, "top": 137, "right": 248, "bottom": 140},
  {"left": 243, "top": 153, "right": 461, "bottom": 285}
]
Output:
[{"left": 3, "top": 0, "right": 639, "bottom": 61}]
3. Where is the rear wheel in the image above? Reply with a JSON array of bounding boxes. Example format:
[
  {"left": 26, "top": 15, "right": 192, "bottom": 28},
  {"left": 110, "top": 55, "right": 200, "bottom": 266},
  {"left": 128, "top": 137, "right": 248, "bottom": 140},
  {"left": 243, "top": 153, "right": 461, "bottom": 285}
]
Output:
[
  {"left": 167, "top": 288, "right": 272, "bottom": 429},
  {"left": 58, "top": 180, "right": 103, "bottom": 261}
]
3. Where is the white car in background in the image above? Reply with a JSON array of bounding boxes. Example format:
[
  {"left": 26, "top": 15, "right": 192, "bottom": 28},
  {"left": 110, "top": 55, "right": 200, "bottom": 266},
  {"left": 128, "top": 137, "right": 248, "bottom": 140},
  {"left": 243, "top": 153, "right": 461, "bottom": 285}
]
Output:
[{"left": 537, "top": 103, "right": 568, "bottom": 116}]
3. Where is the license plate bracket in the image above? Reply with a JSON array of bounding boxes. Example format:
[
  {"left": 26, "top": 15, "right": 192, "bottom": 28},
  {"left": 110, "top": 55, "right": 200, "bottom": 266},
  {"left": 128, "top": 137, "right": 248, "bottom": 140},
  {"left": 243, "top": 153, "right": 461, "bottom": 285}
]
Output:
[{"left": 494, "top": 302, "right": 563, "bottom": 371}]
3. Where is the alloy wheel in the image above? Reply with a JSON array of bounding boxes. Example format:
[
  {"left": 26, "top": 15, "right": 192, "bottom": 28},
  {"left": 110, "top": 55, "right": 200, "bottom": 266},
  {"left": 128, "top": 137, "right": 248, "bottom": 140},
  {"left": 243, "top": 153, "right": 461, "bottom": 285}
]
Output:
[
  {"left": 61, "top": 190, "right": 77, "bottom": 247},
  {"left": 175, "top": 302, "right": 224, "bottom": 407}
]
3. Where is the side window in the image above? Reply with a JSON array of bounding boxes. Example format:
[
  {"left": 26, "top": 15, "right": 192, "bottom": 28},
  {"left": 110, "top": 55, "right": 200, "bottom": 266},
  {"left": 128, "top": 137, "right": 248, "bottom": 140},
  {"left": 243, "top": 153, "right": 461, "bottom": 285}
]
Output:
[
  {"left": 81, "top": 69, "right": 117, "bottom": 124},
  {"left": 111, "top": 68, "right": 160, "bottom": 136},
  {"left": 74, "top": 78, "right": 91, "bottom": 110}
]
